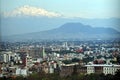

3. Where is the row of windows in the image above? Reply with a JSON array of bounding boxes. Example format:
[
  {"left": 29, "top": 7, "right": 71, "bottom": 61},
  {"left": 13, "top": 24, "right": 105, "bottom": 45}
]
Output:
[
  {"left": 103, "top": 68, "right": 118, "bottom": 71},
  {"left": 104, "top": 71, "right": 115, "bottom": 74},
  {"left": 87, "top": 67, "right": 120, "bottom": 71}
]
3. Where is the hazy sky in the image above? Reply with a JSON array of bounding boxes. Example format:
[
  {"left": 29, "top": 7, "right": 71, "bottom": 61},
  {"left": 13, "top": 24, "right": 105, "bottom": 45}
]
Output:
[
  {"left": 0, "top": 0, "right": 120, "bottom": 36},
  {"left": 1, "top": 0, "right": 120, "bottom": 18}
]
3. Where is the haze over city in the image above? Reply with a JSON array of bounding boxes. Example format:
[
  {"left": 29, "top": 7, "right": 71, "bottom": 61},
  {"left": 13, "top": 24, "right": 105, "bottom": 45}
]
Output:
[{"left": 0, "top": 0, "right": 120, "bottom": 80}]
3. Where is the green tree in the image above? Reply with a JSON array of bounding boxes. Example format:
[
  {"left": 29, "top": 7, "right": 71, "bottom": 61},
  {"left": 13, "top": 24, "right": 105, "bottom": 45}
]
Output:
[{"left": 72, "top": 58, "right": 80, "bottom": 62}]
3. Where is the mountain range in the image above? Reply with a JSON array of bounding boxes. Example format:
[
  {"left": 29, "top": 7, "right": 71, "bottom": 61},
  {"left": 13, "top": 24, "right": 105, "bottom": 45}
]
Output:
[
  {"left": 2, "top": 22, "right": 120, "bottom": 41},
  {"left": 1, "top": 17, "right": 120, "bottom": 36}
]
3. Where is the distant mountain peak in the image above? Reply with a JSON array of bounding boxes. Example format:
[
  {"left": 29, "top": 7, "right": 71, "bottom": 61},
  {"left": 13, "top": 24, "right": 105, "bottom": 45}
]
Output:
[
  {"left": 60, "top": 22, "right": 86, "bottom": 28},
  {"left": 2, "top": 22, "right": 120, "bottom": 41},
  {"left": 57, "top": 22, "right": 93, "bottom": 33}
]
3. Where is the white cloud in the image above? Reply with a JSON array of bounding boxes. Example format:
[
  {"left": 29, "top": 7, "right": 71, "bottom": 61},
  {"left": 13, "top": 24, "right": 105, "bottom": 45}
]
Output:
[{"left": 3, "top": 5, "right": 62, "bottom": 17}]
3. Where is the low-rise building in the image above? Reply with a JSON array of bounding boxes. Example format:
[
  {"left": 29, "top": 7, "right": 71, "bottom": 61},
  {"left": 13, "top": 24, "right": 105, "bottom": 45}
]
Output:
[
  {"left": 16, "top": 68, "right": 27, "bottom": 76},
  {"left": 85, "top": 64, "right": 120, "bottom": 75}
]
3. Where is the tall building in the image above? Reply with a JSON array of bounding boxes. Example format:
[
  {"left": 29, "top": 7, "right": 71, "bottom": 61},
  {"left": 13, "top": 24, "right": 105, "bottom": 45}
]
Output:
[
  {"left": 0, "top": 51, "right": 14, "bottom": 63},
  {"left": 63, "top": 42, "right": 69, "bottom": 50},
  {"left": 40, "top": 47, "right": 46, "bottom": 58}
]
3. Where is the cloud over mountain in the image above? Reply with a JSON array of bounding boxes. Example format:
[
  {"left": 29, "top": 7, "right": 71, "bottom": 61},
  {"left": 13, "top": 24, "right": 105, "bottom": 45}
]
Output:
[{"left": 3, "top": 5, "right": 62, "bottom": 17}]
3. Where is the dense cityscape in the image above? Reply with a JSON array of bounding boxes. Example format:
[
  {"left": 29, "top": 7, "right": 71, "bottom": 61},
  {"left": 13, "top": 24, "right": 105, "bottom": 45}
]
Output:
[
  {"left": 0, "top": 39, "right": 120, "bottom": 80},
  {"left": 1, "top": 0, "right": 120, "bottom": 80}
]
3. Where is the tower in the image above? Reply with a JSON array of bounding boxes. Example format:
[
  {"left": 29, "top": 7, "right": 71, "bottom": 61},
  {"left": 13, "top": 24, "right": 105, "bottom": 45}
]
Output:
[{"left": 42, "top": 47, "right": 46, "bottom": 58}]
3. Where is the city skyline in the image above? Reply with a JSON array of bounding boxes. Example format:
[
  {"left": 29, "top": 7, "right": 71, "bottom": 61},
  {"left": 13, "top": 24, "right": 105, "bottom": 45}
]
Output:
[{"left": 0, "top": 1, "right": 120, "bottom": 79}]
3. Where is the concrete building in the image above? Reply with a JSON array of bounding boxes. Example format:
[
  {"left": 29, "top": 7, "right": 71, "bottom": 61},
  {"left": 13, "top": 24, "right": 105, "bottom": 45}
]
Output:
[
  {"left": 40, "top": 47, "right": 46, "bottom": 58},
  {"left": 16, "top": 68, "right": 27, "bottom": 76},
  {"left": 103, "top": 65, "right": 120, "bottom": 75},
  {"left": 0, "top": 51, "right": 15, "bottom": 63},
  {"left": 87, "top": 66, "right": 95, "bottom": 74},
  {"left": 85, "top": 64, "right": 120, "bottom": 75}
]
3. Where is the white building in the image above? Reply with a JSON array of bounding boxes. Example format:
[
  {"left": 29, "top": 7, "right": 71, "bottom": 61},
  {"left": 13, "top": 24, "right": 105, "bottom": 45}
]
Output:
[
  {"left": 16, "top": 68, "right": 27, "bottom": 76},
  {"left": 0, "top": 51, "right": 14, "bottom": 63},
  {"left": 85, "top": 64, "right": 120, "bottom": 75},
  {"left": 87, "top": 66, "right": 95, "bottom": 74},
  {"left": 103, "top": 65, "right": 120, "bottom": 75},
  {"left": 49, "top": 66, "right": 54, "bottom": 73}
]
